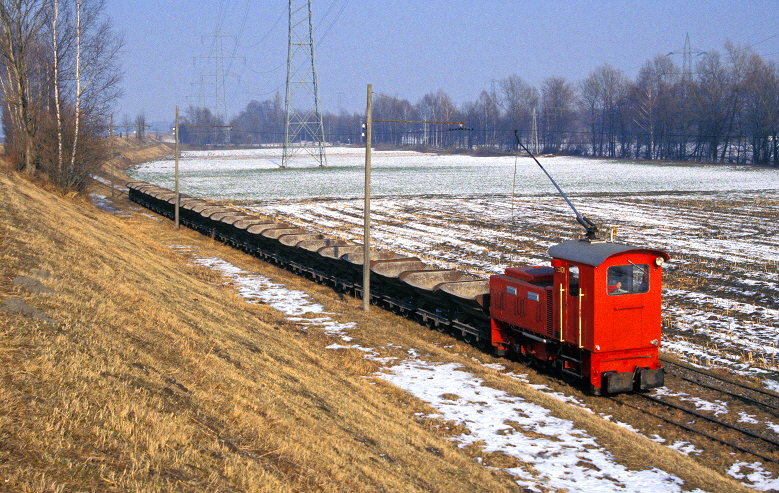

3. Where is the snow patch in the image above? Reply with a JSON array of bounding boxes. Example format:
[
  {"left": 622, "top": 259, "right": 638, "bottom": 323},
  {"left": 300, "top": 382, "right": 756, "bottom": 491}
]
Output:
[{"left": 379, "top": 360, "right": 703, "bottom": 492}]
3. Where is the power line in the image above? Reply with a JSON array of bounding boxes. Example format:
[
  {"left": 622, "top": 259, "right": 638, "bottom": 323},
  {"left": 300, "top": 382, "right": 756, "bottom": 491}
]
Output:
[
  {"left": 748, "top": 32, "right": 779, "bottom": 49},
  {"left": 316, "top": 0, "right": 350, "bottom": 45},
  {"left": 245, "top": 9, "right": 286, "bottom": 49}
]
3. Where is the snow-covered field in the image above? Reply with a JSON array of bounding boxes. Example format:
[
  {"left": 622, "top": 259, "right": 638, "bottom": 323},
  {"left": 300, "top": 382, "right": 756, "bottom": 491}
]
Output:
[
  {"left": 130, "top": 146, "right": 779, "bottom": 200},
  {"left": 128, "top": 147, "right": 779, "bottom": 387}
]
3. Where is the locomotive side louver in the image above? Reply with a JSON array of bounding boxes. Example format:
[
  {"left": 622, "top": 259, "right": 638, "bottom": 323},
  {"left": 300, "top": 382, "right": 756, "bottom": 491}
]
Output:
[{"left": 546, "top": 287, "right": 553, "bottom": 336}]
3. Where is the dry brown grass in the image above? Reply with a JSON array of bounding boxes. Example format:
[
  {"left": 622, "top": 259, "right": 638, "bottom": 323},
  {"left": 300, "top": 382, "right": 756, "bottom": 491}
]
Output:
[
  {"left": 0, "top": 168, "right": 515, "bottom": 492},
  {"left": 0, "top": 146, "right": 754, "bottom": 492}
]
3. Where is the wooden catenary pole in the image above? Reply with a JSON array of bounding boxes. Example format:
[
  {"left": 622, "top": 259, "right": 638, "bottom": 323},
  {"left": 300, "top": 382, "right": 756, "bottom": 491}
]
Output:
[
  {"left": 174, "top": 106, "right": 180, "bottom": 230},
  {"left": 363, "top": 84, "right": 372, "bottom": 312},
  {"left": 110, "top": 114, "right": 114, "bottom": 198}
]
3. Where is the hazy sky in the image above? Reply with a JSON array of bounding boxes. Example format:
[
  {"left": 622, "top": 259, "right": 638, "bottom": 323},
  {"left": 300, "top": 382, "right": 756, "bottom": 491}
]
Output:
[{"left": 105, "top": 0, "right": 779, "bottom": 125}]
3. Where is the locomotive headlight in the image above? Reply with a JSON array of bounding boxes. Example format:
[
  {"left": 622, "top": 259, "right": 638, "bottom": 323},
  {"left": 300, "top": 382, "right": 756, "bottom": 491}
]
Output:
[{"left": 655, "top": 257, "right": 665, "bottom": 267}]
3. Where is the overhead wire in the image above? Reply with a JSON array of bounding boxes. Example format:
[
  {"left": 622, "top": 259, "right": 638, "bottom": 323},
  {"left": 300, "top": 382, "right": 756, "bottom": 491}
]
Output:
[
  {"left": 244, "top": 59, "right": 287, "bottom": 76},
  {"left": 748, "top": 32, "right": 779, "bottom": 49},
  {"left": 189, "top": 0, "right": 351, "bottom": 120},
  {"left": 511, "top": 137, "right": 519, "bottom": 223},
  {"left": 317, "top": 0, "right": 349, "bottom": 45},
  {"left": 316, "top": 0, "right": 340, "bottom": 29},
  {"left": 226, "top": 0, "right": 252, "bottom": 113},
  {"left": 244, "top": 9, "right": 285, "bottom": 49},
  {"left": 233, "top": 3, "right": 288, "bottom": 112}
]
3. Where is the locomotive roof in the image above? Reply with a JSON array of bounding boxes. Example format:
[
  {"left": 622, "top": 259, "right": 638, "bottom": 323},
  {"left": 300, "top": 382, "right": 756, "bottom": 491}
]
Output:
[{"left": 548, "top": 239, "right": 670, "bottom": 267}]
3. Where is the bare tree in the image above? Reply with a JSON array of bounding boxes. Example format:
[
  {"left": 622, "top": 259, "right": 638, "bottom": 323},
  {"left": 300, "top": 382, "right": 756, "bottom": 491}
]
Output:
[
  {"left": 134, "top": 111, "right": 145, "bottom": 141},
  {"left": 0, "top": 0, "right": 47, "bottom": 173},
  {"left": 629, "top": 56, "right": 678, "bottom": 159},
  {"left": 475, "top": 89, "right": 499, "bottom": 147},
  {"left": 416, "top": 90, "right": 457, "bottom": 148},
  {"left": 693, "top": 52, "right": 731, "bottom": 161},
  {"left": 51, "top": 0, "right": 62, "bottom": 171},
  {"left": 743, "top": 54, "right": 779, "bottom": 165},
  {"left": 580, "top": 64, "right": 628, "bottom": 157},
  {"left": 179, "top": 106, "right": 229, "bottom": 145},
  {"left": 43, "top": 0, "right": 122, "bottom": 189},
  {"left": 121, "top": 112, "right": 131, "bottom": 139},
  {"left": 230, "top": 93, "right": 284, "bottom": 145},
  {"left": 540, "top": 77, "right": 577, "bottom": 153},
  {"left": 1, "top": 0, "right": 121, "bottom": 189},
  {"left": 719, "top": 41, "right": 751, "bottom": 162},
  {"left": 499, "top": 74, "right": 538, "bottom": 146}
]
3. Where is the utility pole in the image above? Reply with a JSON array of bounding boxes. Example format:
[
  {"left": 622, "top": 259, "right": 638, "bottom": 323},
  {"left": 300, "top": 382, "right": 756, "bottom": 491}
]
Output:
[
  {"left": 363, "top": 84, "right": 372, "bottom": 311},
  {"left": 109, "top": 114, "right": 114, "bottom": 198},
  {"left": 282, "top": 0, "right": 327, "bottom": 168},
  {"left": 174, "top": 106, "right": 180, "bottom": 230},
  {"left": 531, "top": 108, "right": 539, "bottom": 154}
]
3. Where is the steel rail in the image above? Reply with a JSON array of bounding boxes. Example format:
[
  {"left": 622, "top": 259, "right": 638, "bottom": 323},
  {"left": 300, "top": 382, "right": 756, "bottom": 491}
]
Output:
[
  {"left": 613, "top": 395, "right": 779, "bottom": 465},
  {"left": 638, "top": 393, "right": 779, "bottom": 449},
  {"left": 661, "top": 358, "right": 779, "bottom": 413}
]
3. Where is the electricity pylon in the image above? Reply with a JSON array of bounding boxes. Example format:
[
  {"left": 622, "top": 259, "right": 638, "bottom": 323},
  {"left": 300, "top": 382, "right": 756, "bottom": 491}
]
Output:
[
  {"left": 282, "top": 0, "right": 327, "bottom": 168},
  {"left": 667, "top": 33, "right": 706, "bottom": 81}
]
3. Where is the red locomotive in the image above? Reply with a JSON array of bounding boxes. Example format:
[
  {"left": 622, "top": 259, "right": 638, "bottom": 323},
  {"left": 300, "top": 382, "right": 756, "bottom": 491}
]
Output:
[
  {"left": 488, "top": 133, "right": 670, "bottom": 394},
  {"left": 489, "top": 239, "right": 669, "bottom": 394}
]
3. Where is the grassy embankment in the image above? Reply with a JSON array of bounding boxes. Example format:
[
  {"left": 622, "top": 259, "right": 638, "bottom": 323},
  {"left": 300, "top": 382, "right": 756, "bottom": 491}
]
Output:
[
  {"left": 0, "top": 140, "right": 517, "bottom": 492},
  {"left": 0, "top": 139, "right": 750, "bottom": 492}
]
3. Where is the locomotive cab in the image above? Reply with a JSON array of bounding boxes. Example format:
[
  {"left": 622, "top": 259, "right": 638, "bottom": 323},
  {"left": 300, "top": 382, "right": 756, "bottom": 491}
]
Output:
[{"left": 548, "top": 239, "right": 670, "bottom": 394}]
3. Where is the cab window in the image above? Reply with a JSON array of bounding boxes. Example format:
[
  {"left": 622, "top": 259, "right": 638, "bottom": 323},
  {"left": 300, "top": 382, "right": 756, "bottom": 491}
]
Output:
[
  {"left": 569, "top": 266, "right": 580, "bottom": 297},
  {"left": 607, "top": 264, "right": 649, "bottom": 295}
]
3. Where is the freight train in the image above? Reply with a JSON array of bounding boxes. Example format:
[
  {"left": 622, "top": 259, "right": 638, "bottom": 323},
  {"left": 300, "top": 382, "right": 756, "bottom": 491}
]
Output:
[{"left": 127, "top": 178, "right": 669, "bottom": 396}]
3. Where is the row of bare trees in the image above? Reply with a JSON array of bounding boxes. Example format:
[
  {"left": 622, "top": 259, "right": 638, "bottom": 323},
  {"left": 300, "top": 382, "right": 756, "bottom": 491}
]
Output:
[
  {"left": 0, "top": 0, "right": 122, "bottom": 190},
  {"left": 203, "top": 41, "right": 777, "bottom": 166},
  {"left": 579, "top": 43, "right": 779, "bottom": 165}
]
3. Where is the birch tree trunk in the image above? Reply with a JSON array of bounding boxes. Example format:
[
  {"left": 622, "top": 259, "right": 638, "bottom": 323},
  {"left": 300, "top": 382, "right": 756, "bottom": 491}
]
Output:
[
  {"left": 52, "top": 0, "right": 63, "bottom": 174},
  {"left": 69, "top": 0, "right": 81, "bottom": 176}
]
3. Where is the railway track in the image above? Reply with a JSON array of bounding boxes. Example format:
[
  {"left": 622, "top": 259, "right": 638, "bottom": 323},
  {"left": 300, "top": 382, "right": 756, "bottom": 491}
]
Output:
[
  {"left": 611, "top": 392, "right": 779, "bottom": 465},
  {"left": 661, "top": 357, "right": 779, "bottom": 415}
]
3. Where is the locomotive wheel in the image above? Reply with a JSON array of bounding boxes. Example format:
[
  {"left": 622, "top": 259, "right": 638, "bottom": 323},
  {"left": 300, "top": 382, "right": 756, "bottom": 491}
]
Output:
[
  {"left": 462, "top": 332, "right": 474, "bottom": 344},
  {"left": 474, "top": 337, "right": 488, "bottom": 350},
  {"left": 516, "top": 349, "right": 533, "bottom": 366},
  {"left": 558, "top": 361, "right": 581, "bottom": 384},
  {"left": 532, "top": 357, "right": 550, "bottom": 371},
  {"left": 561, "top": 370, "right": 580, "bottom": 384}
]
